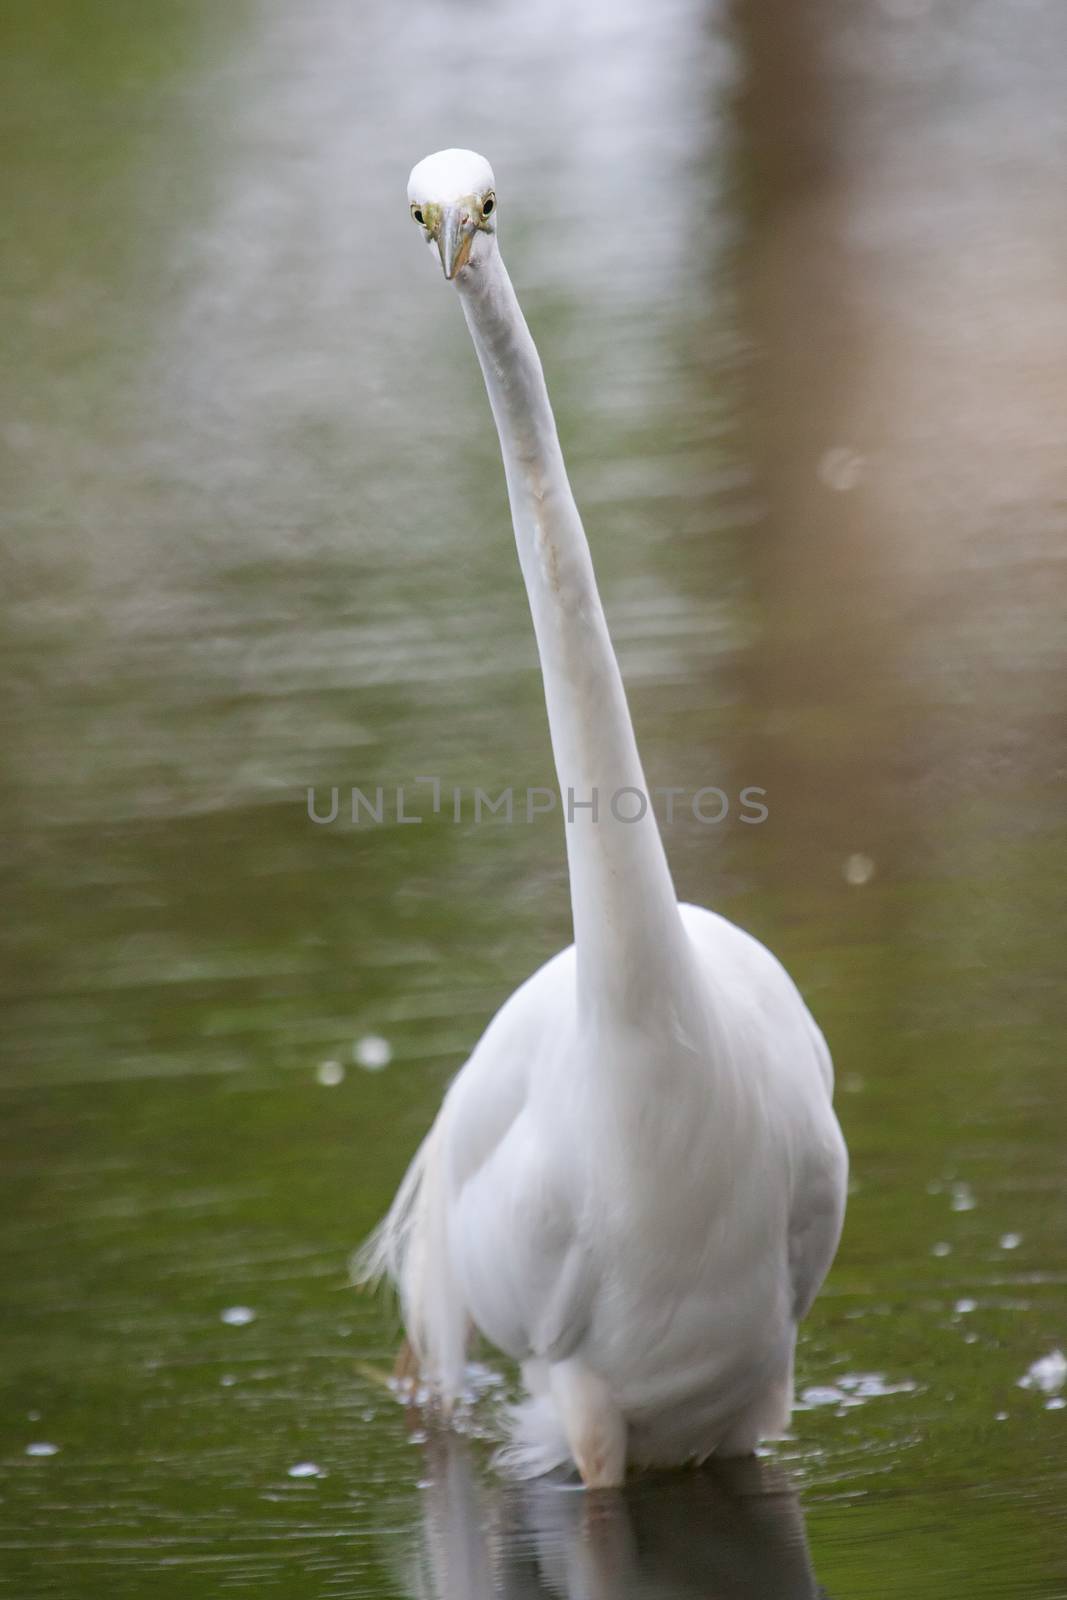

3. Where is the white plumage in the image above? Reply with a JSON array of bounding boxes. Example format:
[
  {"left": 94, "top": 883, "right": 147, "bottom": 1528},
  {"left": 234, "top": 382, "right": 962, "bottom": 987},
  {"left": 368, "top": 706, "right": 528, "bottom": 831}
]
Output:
[{"left": 357, "top": 150, "right": 847, "bottom": 1487}]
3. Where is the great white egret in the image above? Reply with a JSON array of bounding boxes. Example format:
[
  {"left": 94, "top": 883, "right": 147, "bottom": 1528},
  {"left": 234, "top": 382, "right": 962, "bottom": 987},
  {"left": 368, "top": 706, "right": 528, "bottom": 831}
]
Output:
[{"left": 357, "top": 148, "right": 848, "bottom": 1489}]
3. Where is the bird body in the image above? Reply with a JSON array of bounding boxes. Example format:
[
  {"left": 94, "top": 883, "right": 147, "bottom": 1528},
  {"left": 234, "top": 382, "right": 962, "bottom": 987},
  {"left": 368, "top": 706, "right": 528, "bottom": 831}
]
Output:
[{"left": 357, "top": 150, "right": 847, "bottom": 1486}]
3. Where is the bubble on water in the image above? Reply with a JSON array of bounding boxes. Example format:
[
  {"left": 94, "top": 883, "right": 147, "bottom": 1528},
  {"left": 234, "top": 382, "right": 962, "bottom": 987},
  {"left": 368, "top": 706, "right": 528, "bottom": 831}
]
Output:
[
  {"left": 1019, "top": 1350, "right": 1067, "bottom": 1395},
  {"left": 999, "top": 1232, "right": 1022, "bottom": 1251},
  {"left": 316, "top": 1059, "right": 345, "bottom": 1087},
  {"left": 955, "top": 1298, "right": 977, "bottom": 1315},
  {"left": 25, "top": 1442, "right": 59, "bottom": 1457},
  {"left": 950, "top": 1183, "right": 976, "bottom": 1213},
  {"left": 354, "top": 1034, "right": 392, "bottom": 1071},
  {"left": 931, "top": 1241, "right": 952, "bottom": 1258},
  {"left": 994, "top": 1411, "right": 1008, "bottom": 1422},
  {"left": 818, "top": 446, "right": 865, "bottom": 492},
  {"left": 963, "top": 1333, "right": 978, "bottom": 1345},
  {"left": 1046, "top": 1397, "right": 1066, "bottom": 1412},
  {"left": 843, "top": 853, "right": 875, "bottom": 886},
  {"left": 463, "top": 1361, "right": 507, "bottom": 1399},
  {"left": 26, "top": 1409, "right": 41, "bottom": 1422},
  {"left": 220, "top": 1306, "right": 256, "bottom": 1327},
  {"left": 839, "top": 1372, "right": 918, "bottom": 1400},
  {"left": 799, "top": 1385, "right": 846, "bottom": 1408},
  {"left": 287, "top": 1461, "right": 325, "bottom": 1479},
  {"left": 220, "top": 1374, "right": 237, "bottom": 1387}
]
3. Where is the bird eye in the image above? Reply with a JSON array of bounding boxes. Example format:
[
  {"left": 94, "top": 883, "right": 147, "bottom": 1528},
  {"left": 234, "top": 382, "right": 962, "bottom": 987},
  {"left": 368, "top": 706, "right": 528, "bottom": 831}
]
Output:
[
  {"left": 411, "top": 205, "right": 425, "bottom": 225},
  {"left": 481, "top": 193, "right": 495, "bottom": 218}
]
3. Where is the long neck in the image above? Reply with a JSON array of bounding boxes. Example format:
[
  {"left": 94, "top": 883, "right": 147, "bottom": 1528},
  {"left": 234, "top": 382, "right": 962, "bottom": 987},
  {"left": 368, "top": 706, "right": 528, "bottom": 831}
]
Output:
[{"left": 456, "top": 245, "right": 692, "bottom": 1018}]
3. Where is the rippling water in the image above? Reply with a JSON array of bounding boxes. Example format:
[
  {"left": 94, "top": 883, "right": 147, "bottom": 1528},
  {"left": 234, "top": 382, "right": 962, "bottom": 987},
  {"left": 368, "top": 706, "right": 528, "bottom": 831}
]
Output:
[{"left": 2, "top": 0, "right": 1066, "bottom": 1595}]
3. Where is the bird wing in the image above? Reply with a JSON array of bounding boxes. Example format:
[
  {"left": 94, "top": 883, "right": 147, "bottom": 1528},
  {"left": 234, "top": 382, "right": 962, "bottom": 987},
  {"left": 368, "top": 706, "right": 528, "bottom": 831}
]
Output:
[
  {"left": 441, "top": 947, "right": 594, "bottom": 1365},
  {"left": 678, "top": 903, "right": 847, "bottom": 1326},
  {"left": 449, "top": 1106, "right": 593, "bottom": 1363},
  {"left": 787, "top": 1118, "right": 849, "bottom": 1321}
]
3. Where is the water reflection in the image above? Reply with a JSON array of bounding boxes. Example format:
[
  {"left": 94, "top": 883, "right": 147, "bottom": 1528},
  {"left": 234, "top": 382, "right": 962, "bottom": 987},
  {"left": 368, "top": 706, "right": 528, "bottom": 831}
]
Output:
[{"left": 411, "top": 1435, "right": 822, "bottom": 1600}]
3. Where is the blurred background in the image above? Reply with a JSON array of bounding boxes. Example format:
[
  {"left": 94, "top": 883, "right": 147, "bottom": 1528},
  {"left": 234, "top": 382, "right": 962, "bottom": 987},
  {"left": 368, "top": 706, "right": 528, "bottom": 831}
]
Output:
[{"left": 1, "top": 0, "right": 1065, "bottom": 1595}]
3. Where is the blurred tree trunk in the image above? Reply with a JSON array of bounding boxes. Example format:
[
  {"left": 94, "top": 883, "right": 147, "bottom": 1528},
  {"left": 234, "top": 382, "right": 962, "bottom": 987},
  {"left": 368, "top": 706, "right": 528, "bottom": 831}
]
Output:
[{"left": 729, "top": 0, "right": 1067, "bottom": 895}]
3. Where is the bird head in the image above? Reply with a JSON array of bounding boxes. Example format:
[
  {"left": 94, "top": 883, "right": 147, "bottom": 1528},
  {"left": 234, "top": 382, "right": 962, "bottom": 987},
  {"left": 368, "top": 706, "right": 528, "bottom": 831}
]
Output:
[{"left": 407, "top": 149, "right": 497, "bottom": 282}]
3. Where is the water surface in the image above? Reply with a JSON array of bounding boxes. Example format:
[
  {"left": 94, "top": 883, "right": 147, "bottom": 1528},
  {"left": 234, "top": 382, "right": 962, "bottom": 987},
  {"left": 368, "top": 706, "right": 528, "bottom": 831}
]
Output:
[{"left": 2, "top": 1, "right": 1066, "bottom": 1595}]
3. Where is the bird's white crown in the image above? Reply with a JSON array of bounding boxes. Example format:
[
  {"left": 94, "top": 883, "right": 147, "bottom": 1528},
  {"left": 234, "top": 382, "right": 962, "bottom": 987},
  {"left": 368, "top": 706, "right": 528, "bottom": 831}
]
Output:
[{"left": 408, "top": 148, "right": 495, "bottom": 207}]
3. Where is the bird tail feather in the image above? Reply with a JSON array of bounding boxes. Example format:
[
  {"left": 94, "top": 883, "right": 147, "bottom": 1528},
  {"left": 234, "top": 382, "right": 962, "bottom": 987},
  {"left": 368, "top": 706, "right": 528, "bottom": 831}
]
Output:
[
  {"left": 352, "top": 1117, "right": 468, "bottom": 1400},
  {"left": 351, "top": 1125, "right": 433, "bottom": 1293}
]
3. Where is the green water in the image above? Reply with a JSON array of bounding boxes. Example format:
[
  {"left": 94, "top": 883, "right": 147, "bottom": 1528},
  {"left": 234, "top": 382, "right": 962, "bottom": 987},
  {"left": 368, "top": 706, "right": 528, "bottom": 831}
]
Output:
[{"left": 2, "top": 1, "right": 1066, "bottom": 1595}]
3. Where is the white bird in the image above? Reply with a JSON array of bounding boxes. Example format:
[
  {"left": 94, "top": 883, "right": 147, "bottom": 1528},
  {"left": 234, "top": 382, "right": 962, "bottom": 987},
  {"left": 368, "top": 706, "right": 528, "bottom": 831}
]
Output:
[{"left": 356, "top": 148, "right": 847, "bottom": 1489}]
